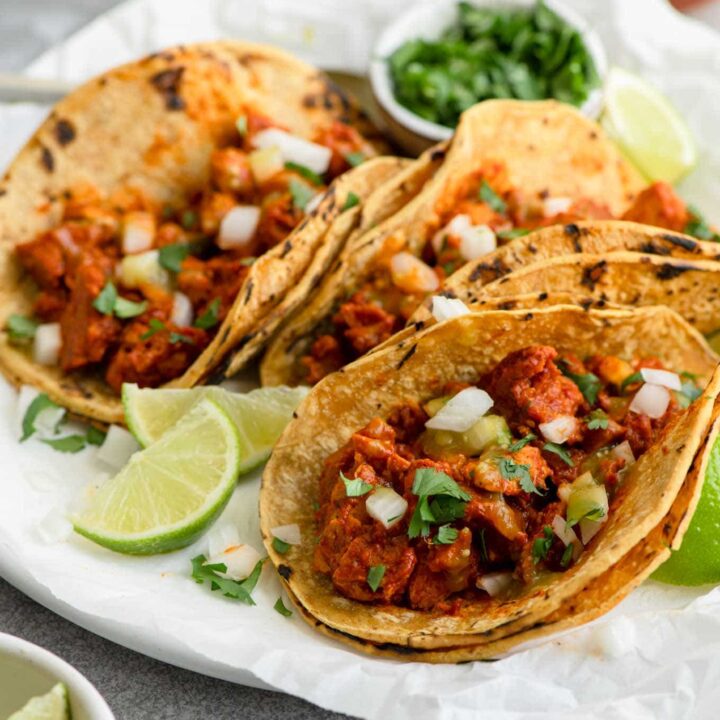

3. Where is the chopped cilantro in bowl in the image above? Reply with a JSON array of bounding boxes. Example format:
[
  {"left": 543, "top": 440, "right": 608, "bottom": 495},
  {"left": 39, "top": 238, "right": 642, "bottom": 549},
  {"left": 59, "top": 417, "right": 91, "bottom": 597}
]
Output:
[{"left": 372, "top": 0, "right": 605, "bottom": 140}]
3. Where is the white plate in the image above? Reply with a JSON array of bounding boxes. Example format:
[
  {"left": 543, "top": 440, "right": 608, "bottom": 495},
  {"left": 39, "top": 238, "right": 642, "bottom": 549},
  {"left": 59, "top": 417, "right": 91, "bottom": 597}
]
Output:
[{"left": 2, "top": 2, "right": 720, "bottom": 719}]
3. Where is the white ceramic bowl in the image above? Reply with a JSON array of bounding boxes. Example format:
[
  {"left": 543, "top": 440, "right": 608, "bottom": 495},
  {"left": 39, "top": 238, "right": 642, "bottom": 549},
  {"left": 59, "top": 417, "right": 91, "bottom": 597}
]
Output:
[
  {"left": 370, "top": 0, "right": 608, "bottom": 154},
  {"left": 0, "top": 632, "right": 115, "bottom": 720}
]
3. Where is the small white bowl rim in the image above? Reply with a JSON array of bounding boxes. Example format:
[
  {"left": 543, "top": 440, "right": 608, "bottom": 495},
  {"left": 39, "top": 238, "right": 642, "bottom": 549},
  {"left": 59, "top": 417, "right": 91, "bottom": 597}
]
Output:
[
  {"left": 0, "top": 632, "right": 115, "bottom": 720},
  {"left": 370, "top": 0, "right": 608, "bottom": 142}
]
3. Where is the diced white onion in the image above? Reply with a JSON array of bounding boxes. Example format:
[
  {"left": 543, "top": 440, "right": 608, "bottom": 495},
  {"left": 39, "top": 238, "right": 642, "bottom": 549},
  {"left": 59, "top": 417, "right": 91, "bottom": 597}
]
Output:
[
  {"left": 640, "top": 368, "right": 681, "bottom": 391},
  {"left": 36, "top": 507, "right": 73, "bottom": 544},
  {"left": 305, "top": 192, "right": 324, "bottom": 214},
  {"left": 271, "top": 523, "right": 302, "bottom": 545},
  {"left": 425, "top": 387, "right": 494, "bottom": 432},
  {"left": 122, "top": 211, "right": 155, "bottom": 254},
  {"left": 542, "top": 196, "right": 573, "bottom": 217},
  {"left": 119, "top": 250, "right": 171, "bottom": 290},
  {"left": 210, "top": 543, "right": 262, "bottom": 581},
  {"left": 171, "top": 292, "right": 194, "bottom": 327},
  {"left": 431, "top": 296, "right": 470, "bottom": 322},
  {"left": 248, "top": 146, "right": 284, "bottom": 184},
  {"left": 539, "top": 415, "right": 578, "bottom": 444},
  {"left": 252, "top": 128, "right": 331, "bottom": 175},
  {"left": 579, "top": 516, "right": 606, "bottom": 545},
  {"left": 432, "top": 214, "right": 497, "bottom": 260},
  {"left": 477, "top": 571, "right": 514, "bottom": 597},
  {"left": 611, "top": 440, "right": 635, "bottom": 467},
  {"left": 390, "top": 252, "right": 440, "bottom": 294},
  {"left": 217, "top": 205, "right": 261, "bottom": 250},
  {"left": 552, "top": 515, "right": 580, "bottom": 548},
  {"left": 207, "top": 523, "right": 241, "bottom": 559},
  {"left": 33, "top": 323, "right": 61, "bottom": 366},
  {"left": 96, "top": 425, "right": 140, "bottom": 469},
  {"left": 557, "top": 483, "right": 572, "bottom": 503},
  {"left": 365, "top": 487, "right": 408, "bottom": 529},
  {"left": 629, "top": 383, "right": 670, "bottom": 419}
]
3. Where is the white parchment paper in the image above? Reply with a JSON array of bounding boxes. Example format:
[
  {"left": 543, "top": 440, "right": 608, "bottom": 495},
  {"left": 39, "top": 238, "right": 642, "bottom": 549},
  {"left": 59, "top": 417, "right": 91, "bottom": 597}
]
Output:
[{"left": 2, "top": 1, "right": 720, "bottom": 718}]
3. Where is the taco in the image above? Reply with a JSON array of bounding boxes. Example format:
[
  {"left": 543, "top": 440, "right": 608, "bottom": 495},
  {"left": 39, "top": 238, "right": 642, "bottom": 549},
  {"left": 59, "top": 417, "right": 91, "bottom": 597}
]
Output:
[
  {"left": 260, "top": 99, "right": 711, "bottom": 387},
  {"left": 0, "top": 42, "right": 393, "bottom": 423},
  {"left": 261, "top": 305, "right": 720, "bottom": 661}
]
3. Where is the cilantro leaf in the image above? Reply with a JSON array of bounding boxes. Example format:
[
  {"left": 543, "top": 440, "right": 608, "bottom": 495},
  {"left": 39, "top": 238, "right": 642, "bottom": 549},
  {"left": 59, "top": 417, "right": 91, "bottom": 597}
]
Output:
[
  {"left": 684, "top": 205, "right": 720, "bottom": 242},
  {"left": 560, "top": 542, "right": 574, "bottom": 568},
  {"left": 543, "top": 442, "right": 574, "bottom": 466},
  {"left": 342, "top": 192, "right": 360, "bottom": 211},
  {"left": 561, "top": 366, "right": 601, "bottom": 404},
  {"left": 274, "top": 596, "right": 293, "bottom": 617},
  {"left": 508, "top": 433, "right": 536, "bottom": 452},
  {"left": 7, "top": 314, "right": 38, "bottom": 343},
  {"left": 433, "top": 524, "right": 459, "bottom": 544},
  {"left": 285, "top": 161, "right": 323, "bottom": 186},
  {"left": 411, "top": 468, "right": 471, "bottom": 500},
  {"left": 169, "top": 331, "right": 195, "bottom": 345},
  {"left": 532, "top": 526, "right": 554, "bottom": 564},
  {"left": 479, "top": 181, "right": 507, "bottom": 214},
  {"left": 289, "top": 178, "right": 315, "bottom": 210},
  {"left": 21, "top": 393, "right": 62, "bottom": 442},
  {"left": 679, "top": 380, "right": 702, "bottom": 405},
  {"left": 141, "top": 318, "right": 166, "bottom": 341},
  {"left": 498, "top": 457, "right": 539, "bottom": 494},
  {"left": 114, "top": 297, "right": 148, "bottom": 319},
  {"left": 621, "top": 371, "right": 643, "bottom": 391},
  {"left": 180, "top": 210, "right": 197, "bottom": 230},
  {"left": 86, "top": 426, "right": 107, "bottom": 446},
  {"left": 586, "top": 409, "right": 609, "bottom": 430},
  {"left": 428, "top": 495, "right": 467, "bottom": 523},
  {"left": 190, "top": 554, "right": 264, "bottom": 606},
  {"left": 367, "top": 564, "right": 386, "bottom": 592},
  {"left": 408, "top": 468, "right": 470, "bottom": 538},
  {"left": 194, "top": 298, "right": 221, "bottom": 330},
  {"left": 92, "top": 281, "right": 118, "bottom": 316},
  {"left": 42, "top": 434, "right": 87, "bottom": 453},
  {"left": 159, "top": 243, "right": 191, "bottom": 273},
  {"left": 272, "top": 537, "right": 291, "bottom": 554},
  {"left": 497, "top": 228, "right": 530, "bottom": 241},
  {"left": 345, "top": 151, "right": 365, "bottom": 167},
  {"left": 340, "top": 470, "right": 373, "bottom": 497}
]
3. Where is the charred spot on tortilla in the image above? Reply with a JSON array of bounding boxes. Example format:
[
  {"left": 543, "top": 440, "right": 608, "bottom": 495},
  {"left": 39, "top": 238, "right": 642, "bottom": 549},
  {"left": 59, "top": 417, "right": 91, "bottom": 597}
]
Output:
[
  {"left": 244, "top": 279, "right": 254, "bottom": 304},
  {"left": 498, "top": 300, "right": 516, "bottom": 310},
  {"left": 278, "top": 564, "right": 293, "bottom": 580},
  {"left": 397, "top": 344, "right": 417, "bottom": 369},
  {"left": 414, "top": 321, "right": 425, "bottom": 331},
  {"left": 661, "top": 233, "right": 698, "bottom": 252},
  {"left": 0, "top": 188, "right": 6, "bottom": 198},
  {"left": 657, "top": 263, "right": 694, "bottom": 280},
  {"left": 537, "top": 292, "right": 548, "bottom": 301},
  {"left": 527, "top": 243, "right": 538, "bottom": 254},
  {"left": 639, "top": 255, "right": 652, "bottom": 264},
  {"left": 470, "top": 258, "right": 510, "bottom": 282},
  {"left": 439, "top": 289, "right": 457, "bottom": 299},
  {"left": 581, "top": 260, "right": 607, "bottom": 290},
  {"left": 280, "top": 240, "right": 293, "bottom": 258},
  {"left": 39, "top": 145, "right": 54, "bottom": 172},
  {"left": 564, "top": 223, "right": 581, "bottom": 238},
  {"left": 639, "top": 241, "right": 671, "bottom": 256},
  {"left": 522, "top": 312, "right": 533, "bottom": 321},
  {"left": 150, "top": 67, "right": 186, "bottom": 111},
  {"left": 580, "top": 298, "right": 594, "bottom": 311},
  {"left": 374, "top": 642, "right": 417, "bottom": 655},
  {"left": 430, "top": 146, "right": 447, "bottom": 162},
  {"left": 54, "top": 118, "right": 76, "bottom": 146}
]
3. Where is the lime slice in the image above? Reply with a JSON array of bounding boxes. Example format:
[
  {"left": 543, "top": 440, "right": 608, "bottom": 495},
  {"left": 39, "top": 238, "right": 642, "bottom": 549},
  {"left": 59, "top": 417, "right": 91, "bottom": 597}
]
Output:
[
  {"left": 653, "top": 437, "right": 720, "bottom": 586},
  {"left": 602, "top": 67, "right": 697, "bottom": 183},
  {"left": 123, "top": 384, "right": 308, "bottom": 474},
  {"left": 8, "top": 682, "right": 70, "bottom": 720},
  {"left": 74, "top": 398, "right": 240, "bottom": 554}
]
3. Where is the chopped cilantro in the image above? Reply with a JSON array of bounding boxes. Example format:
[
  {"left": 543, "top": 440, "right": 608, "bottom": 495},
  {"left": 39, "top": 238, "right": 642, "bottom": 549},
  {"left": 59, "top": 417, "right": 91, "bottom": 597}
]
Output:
[
  {"left": 408, "top": 467, "right": 470, "bottom": 538},
  {"left": 532, "top": 526, "right": 554, "bottom": 564},
  {"left": 273, "top": 596, "right": 293, "bottom": 617},
  {"left": 345, "top": 151, "right": 365, "bottom": 167},
  {"left": 497, "top": 228, "right": 530, "bottom": 241},
  {"left": 86, "top": 426, "right": 107, "bottom": 446},
  {"left": 285, "top": 161, "right": 323, "bottom": 186},
  {"left": 158, "top": 243, "right": 191, "bottom": 273},
  {"left": 92, "top": 281, "right": 118, "bottom": 316},
  {"left": 114, "top": 297, "right": 148, "bottom": 319},
  {"left": 679, "top": 380, "right": 702, "bottom": 406},
  {"left": 543, "top": 442, "right": 574, "bottom": 466},
  {"left": 560, "top": 364, "right": 601, "bottom": 404},
  {"left": 236, "top": 115, "right": 248, "bottom": 136},
  {"left": 508, "top": 433, "right": 536, "bottom": 452},
  {"left": 621, "top": 371, "right": 643, "bottom": 391},
  {"left": 141, "top": 318, "right": 166, "bottom": 341},
  {"left": 289, "top": 178, "right": 315, "bottom": 210},
  {"left": 428, "top": 495, "right": 467, "bottom": 522},
  {"left": 560, "top": 542, "right": 574, "bottom": 568},
  {"left": 21, "top": 393, "right": 62, "bottom": 442},
  {"left": 272, "top": 536, "right": 291, "bottom": 554},
  {"left": 367, "top": 564, "right": 386, "bottom": 592},
  {"left": 684, "top": 205, "right": 720, "bottom": 242},
  {"left": 479, "top": 181, "right": 507, "bottom": 214},
  {"left": 42, "top": 434, "right": 87, "bottom": 453},
  {"left": 194, "top": 298, "right": 221, "bottom": 330},
  {"left": 190, "top": 554, "right": 264, "bottom": 605},
  {"left": 180, "top": 210, "right": 197, "bottom": 230},
  {"left": 433, "top": 525, "right": 459, "bottom": 544},
  {"left": 411, "top": 468, "right": 470, "bottom": 499},
  {"left": 586, "top": 409, "right": 609, "bottom": 430},
  {"left": 342, "top": 192, "right": 360, "bottom": 211},
  {"left": 498, "top": 457, "right": 538, "bottom": 494},
  {"left": 7, "top": 314, "right": 38, "bottom": 343},
  {"left": 169, "top": 331, "right": 195, "bottom": 345},
  {"left": 340, "top": 470, "right": 373, "bottom": 497}
]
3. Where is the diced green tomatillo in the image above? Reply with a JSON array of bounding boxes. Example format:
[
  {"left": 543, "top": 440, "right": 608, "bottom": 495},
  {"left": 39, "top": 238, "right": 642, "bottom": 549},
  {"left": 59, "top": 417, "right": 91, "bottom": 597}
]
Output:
[
  {"left": 421, "top": 415, "right": 511, "bottom": 457},
  {"left": 424, "top": 396, "right": 450, "bottom": 417},
  {"left": 566, "top": 473, "right": 609, "bottom": 527}
]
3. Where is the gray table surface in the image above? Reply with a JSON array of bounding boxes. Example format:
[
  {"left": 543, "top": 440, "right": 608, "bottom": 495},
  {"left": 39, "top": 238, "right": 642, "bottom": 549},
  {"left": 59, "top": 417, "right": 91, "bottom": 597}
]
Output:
[{"left": 0, "top": 1, "right": 348, "bottom": 718}]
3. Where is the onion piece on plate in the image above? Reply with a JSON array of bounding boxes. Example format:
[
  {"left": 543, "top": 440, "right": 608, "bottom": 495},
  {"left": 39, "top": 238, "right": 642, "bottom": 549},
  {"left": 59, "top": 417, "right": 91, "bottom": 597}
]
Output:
[
  {"left": 629, "top": 383, "right": 670, "bottom": 419},
  {"left": 431, "top": 296, "right": 470, "bottom": 322},
  {"left": 210, "top": 543, "right": 262, "bottom": 581},
  {"left": 217, "top": 205, "right": 260, "bottom": 250},
  {"left": 96, "top": 425, "right": 140, "bottom": 469},
  {"left": 207, "top": 523, "right": 241, "bottom": 558},
  {"left": 271, "top": 524, "right": 302, "bottom": 546},
  {"left": 366, "top": 487, "right": 408, "bottom": 529},
  {"left": 425, "top": 387, "right": 494, "bottom": 432},
  {"left": 252, "top": 129, "right": 331, "bottom": 174}
]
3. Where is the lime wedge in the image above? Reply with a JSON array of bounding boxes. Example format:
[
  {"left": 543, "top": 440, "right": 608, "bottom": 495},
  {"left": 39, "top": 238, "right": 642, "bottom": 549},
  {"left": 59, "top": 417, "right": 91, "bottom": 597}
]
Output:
[
  {"left": 74, "top": 398, "right": 240, "bottom": 554},
  {"left": 602, "top": 67, "right": 697, "bottom": 183},
  {"left": 9, "top": 683, "right": 70, "bottom": 720},
  {"left": 653, "top": 437, "right": 720, "bottom": 586},
  {"left": 123, "top": 384, "right": 308, "bottom": 474}
]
